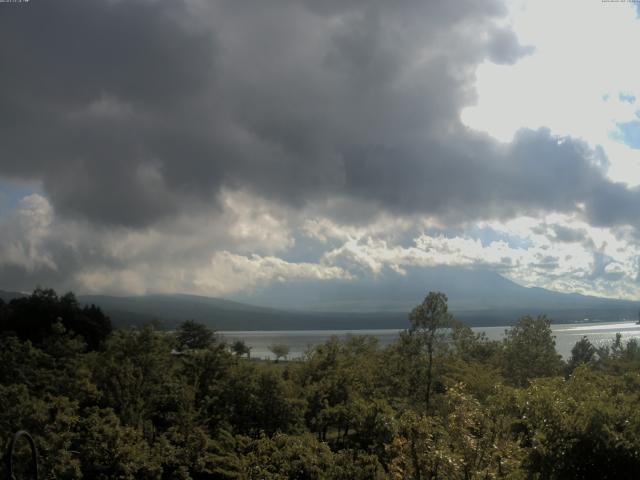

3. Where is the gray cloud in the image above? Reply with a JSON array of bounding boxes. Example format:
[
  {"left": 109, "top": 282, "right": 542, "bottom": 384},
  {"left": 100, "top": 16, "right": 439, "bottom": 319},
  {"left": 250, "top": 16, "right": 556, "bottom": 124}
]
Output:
[
  {"left": 487, "top": 27, "right": 535, "bottom": 65},
  {"left": 0, "top": 0, "right": 638, "bottom": 239},
  {"left": 1, "top": 0, "right": 219, "bottom": 226},
  {"left": 551, "top": 224, "right": 596, "bottom": 249}
]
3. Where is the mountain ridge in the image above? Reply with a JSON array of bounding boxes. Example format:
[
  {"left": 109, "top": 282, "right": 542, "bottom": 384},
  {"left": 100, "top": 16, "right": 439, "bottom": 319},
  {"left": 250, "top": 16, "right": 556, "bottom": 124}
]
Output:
[{"left": 2, "top": 267, "right": 639, "bottom": 330}]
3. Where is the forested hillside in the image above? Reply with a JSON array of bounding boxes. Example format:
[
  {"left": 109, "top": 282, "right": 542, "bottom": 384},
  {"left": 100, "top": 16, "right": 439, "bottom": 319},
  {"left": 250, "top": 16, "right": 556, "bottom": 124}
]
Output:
[{"left": 2, "top": 289, "right": 640, "bottom": 479}]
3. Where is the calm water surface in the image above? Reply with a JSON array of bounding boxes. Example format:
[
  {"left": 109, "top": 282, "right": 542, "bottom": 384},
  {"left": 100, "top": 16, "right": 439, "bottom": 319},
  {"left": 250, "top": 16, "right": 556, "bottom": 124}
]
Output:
[{"left": 219, "top": 321, "right": 640, "bottom": 360}]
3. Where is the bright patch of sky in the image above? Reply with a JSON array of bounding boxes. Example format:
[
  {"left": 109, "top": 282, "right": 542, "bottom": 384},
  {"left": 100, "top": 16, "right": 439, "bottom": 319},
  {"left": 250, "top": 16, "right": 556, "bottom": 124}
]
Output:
[
  {"left": 464, "top": 225, "right": 534, "bottom": 249},
  {"left": 452, "top": 0, "right": 640, "bottom": 299},
  {"left": 461, "top": 0, "right": 640, "bottom": 185},
  {"left": 0, "top": 179, "right": 41, "bottom": 219}
]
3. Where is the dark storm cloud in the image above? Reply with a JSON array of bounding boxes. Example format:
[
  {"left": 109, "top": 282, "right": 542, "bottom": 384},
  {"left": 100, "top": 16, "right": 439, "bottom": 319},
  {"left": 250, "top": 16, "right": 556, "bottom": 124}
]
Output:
[
  {"left": 585, "top": 182, "right": 640, "bottom": 228},
  {"left": 0, "top": 0, "right": 638, "bottom": 231},
  {"left": 1, "top": 0, "right": 221, "bottom": 226},
  {"left": 342, "top": 128, "right": 614, "bottom": 224}
]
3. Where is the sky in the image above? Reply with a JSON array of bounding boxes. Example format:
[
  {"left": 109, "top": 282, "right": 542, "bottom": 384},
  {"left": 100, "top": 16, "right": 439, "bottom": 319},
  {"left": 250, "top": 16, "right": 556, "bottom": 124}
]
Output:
[{"left": 1, "top": 0, "right": 640, "bottom": 302}]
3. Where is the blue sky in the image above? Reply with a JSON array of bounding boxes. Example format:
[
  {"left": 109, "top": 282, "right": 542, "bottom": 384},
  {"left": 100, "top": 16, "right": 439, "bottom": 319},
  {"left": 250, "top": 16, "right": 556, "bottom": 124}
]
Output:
[
  {"left": 0, "top": 180, "right": 39, "bottom": 218},
  {"left": 614, "top": 120, "right": 640, "bottom": 149}
]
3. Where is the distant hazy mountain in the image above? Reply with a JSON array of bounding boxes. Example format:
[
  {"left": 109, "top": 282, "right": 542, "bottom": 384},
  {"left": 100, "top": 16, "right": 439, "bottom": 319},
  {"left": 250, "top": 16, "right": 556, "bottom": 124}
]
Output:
[
  {"left": 77, "top": 267, "right": 640, "bottom": 330},
  {"left": 230, "top": 266, "right": 638, "bottom": 313},
  {"left": 77, "top": 293, "right": 409, "bottom": 330},
  {"left": 3, "top": 267, "right": 639, "bottom": 330},
  {"left": 0, "top": 289, "right": 27, "bottom": 302}
]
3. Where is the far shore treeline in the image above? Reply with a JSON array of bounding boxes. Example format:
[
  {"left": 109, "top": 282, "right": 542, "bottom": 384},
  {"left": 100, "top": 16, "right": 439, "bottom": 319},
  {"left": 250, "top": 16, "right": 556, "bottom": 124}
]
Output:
[{"left": 2, "top": 288, "right": 640, "bottom": 479}]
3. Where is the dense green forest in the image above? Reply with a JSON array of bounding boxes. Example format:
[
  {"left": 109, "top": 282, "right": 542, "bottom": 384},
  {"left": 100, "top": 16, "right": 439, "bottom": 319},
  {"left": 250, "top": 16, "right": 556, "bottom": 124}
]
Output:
[{"left": 2, "top": 288, "right": 640, "bottom": 479}]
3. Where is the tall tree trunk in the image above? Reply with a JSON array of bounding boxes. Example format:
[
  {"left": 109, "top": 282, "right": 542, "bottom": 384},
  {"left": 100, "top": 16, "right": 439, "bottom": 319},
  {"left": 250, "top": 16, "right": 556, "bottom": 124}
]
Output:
[
  {"left": 410, "top": 437, "right": 422, "bottom": 480},
  {"left": 426, "top": 332, "right": 434, "bottom": 412}
]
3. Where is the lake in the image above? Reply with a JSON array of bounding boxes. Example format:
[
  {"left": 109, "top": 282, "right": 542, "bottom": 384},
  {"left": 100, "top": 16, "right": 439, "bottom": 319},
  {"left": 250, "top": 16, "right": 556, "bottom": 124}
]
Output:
[{"left": 219, "top": 320, "right": 640, "bottom": 360}]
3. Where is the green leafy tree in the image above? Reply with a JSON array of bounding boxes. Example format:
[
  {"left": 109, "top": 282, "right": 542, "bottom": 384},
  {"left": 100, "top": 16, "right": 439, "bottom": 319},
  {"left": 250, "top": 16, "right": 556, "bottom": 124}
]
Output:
[
  {"left": 502, "top": 315, "right": 563, "bottom": 386},
  {"left": 0, "top": 385, "right": 83, "bottom": 479},
  {"left": 175, "top": 320, "right": 215, "bottom": 351},
  {"left": 93, "top": 327, "right": 175, "bottom": 429},
  {"left": 409, "top": 291, "right": 455, "bottom": 410},
  {"left": 231, "top": 339, "right": 252, "bottom": 359},
  {"left": 178, "top": 342, "right": 235, "bottom": 432},
  {"left": 506, "top": 368, "right": 640, "bottom": 479},
  {"left": 567, "top": 335, "right": 597, "bottom": 373},
  {"left": 75, "top": 407, "right": 161, "bottom": 479},
  {"left": 156, "top": 426, "right": 245, "bottom": 479},
  {"left": 243, "top": 432, "right": 335, "bottom": 479},
  {"left": 1, "top": 288, "right": 111, "bottom": 350},
  {"left": 389, "top": 387, "right": 525, "bottom": 480},
  {"left": 269, "top": 343, "right": 290, "bottom": 362},
  {"left": 298, "top": 336, "right": 383, "bottom": 444}
]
